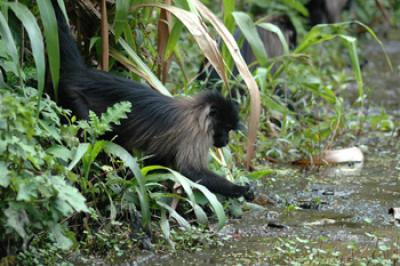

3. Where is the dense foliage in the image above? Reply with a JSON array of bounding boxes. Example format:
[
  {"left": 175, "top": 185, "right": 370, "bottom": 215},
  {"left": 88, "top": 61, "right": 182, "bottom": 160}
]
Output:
[{"left": 0, "top": 87, "right": 88, "bottom": 253}]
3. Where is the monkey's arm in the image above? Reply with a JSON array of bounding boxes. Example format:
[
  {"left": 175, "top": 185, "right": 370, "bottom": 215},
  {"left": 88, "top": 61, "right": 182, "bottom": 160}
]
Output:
[{"left": 181, "top": 168, "right": 254, "bottom": 200}]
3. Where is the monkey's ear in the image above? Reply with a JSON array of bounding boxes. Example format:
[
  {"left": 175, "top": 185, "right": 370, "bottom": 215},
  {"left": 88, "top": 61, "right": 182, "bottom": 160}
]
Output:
[{"left": 198, "top": 105, "right": 212, "bottom": 132}]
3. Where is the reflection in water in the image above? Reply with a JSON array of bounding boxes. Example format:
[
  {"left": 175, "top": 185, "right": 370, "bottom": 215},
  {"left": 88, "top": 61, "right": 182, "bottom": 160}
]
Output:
[
  {"left": 362, "top": 39, "right": 400, "bottom": 110},
  {"left": 322, "top": 162, "right": 364, "bottom": 177}
]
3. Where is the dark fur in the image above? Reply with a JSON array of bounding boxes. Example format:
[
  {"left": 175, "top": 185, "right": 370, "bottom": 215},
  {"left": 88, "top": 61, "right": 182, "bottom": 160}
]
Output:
[
  {"left": 52, "top": 2, "right": 253, "bottom": 200},
  {"left": 239, "top": 15, "right": 297, "bottom": 67},
  {"left": 198, "top": 15, "right": 297, "bottom": 120},
  {"left": 199, "top": 15, "right": 297, "bottom": 86},
  {"left": 307, "top": 0, "right": 352, "bottom": 26}
]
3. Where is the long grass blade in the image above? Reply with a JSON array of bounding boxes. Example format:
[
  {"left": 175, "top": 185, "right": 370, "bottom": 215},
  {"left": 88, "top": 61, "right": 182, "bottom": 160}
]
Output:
[
  {"left": 103, "top": 142, "right": 151, "bottom": 229},
  {"left": 167, "top": 169, "right": 208, "bottom": 224},
  {"left": 192, "top": 0, "right": 261, "bottom": 168},
  {"left": 164, "top": 19, "right": 184, "bottom": 60},
  {"left": 114, "top": 0, "right": 130, "bottom": 39},
  {"left": 339, "top": 35, "right": 363, "bottom": 100},
  {"left": 221, "top": 0, "right": 236, "bottom": 72},
  {"left": 142, "top": 165, "right": 225, "bottom": 228},
  {"left": 258, "top": 22, "right": 289, "bottom": 55},
  {"left": 190, "top": 182, "right": 226, "bottom": 229},
  {"left": 118, "top": 38, "right": 171, "bottom": 96},
  {"left": 131, "top": 3, "right": 228, "bottom": 85},
  {"left": 156, "top": 201, "right": 191, "bottom": 229},
  {"left": 67, "top": 143, "right": 90, "bottom": 170},
  {"left": 37, "top": 0, "right": 60, "bottom": 100},
  {"left": 160, "top": 209, "right": 175, "bottom": 248},
  {"left": 0, "top": 12, "right": 21, "bottom": 80},
  {"left": 232, "top": 11, "right": 268, "bottom": 65},
  {"left": 8, "top": 3, "right": 45, "bottom": 111}
]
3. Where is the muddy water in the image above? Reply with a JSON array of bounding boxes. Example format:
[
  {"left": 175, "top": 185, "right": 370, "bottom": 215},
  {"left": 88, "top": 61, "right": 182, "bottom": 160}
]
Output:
[
  {"left": 130, "top": 36, "right": 400, "bottom": 265},
  {"left": 143, "top": 158, "right": 399, "bottom": 265}
]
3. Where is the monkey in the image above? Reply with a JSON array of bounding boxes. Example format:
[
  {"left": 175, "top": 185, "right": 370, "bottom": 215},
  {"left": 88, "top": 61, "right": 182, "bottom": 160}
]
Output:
[
  {"left": 239, "top": 15, "right": 297, "bottom": 69},
  {"left": 51, "top": 1, "right": 254, "bottom": 200},
  {"left": 198, "top": 14, "right": 297, "bottom": 124},
  {"left": 199, "top": 14, "right": 297, "bottom": 88},
  {"left": 307, "top": 0, "right": 352, "bottom": 26}
]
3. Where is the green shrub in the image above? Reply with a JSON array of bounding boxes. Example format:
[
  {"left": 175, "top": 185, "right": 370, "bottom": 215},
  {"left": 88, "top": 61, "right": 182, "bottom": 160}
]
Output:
[{"left": 0, "top": 87, "right": 88, "bottom": 254}]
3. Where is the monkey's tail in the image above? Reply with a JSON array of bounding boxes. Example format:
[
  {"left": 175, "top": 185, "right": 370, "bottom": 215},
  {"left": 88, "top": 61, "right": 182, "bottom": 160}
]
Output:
[{"left": 51, "top": 0, "right": 85, "bottom": 71}]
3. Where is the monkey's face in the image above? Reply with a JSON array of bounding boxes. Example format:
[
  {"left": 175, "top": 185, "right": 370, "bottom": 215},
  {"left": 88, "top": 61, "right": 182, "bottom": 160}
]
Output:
[
  {"left": 213, "top": 126, "right": 231, "bottom": 148},
  {"left": 209, "top": 98, "right": 240, "bottom": 148}
]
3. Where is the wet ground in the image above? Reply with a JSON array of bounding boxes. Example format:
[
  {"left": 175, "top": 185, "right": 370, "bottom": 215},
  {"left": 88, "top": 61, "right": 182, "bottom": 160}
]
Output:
[
  {"left": 126, "top": 34, "right": 400, "bottom": 265},
  {"left": 142, "top": 158, "right": 399, "bottom": 265}
]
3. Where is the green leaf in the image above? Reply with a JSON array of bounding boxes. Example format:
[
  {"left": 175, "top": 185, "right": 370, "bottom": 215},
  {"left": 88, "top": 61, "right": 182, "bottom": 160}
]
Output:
[
  {"left": 82, "top": 141, "right": 106, "bottom": 180},
  {"left": 223, "top": 0, "right": 235, "bottom": 32},
  {"left": 294, "top": 25, "right": 335, "bottom": 53},
  {"left": 156, "top": 200, "right": 191, "bottom": 229},
  {"left": 108, "top": 194, "right": 117, "bottom": 222},
  {"left": 114, "top": 0, "right": 130, "bottom": 40},
  {"left": 143, "top": 165, "right": 226, "bottom": 229},
  {"left": 258, "top": 22, "right": 289, "bottom": 55},
  {"left": 55, "top": 197, "right": 74, "bottom": 215},
  {"left": 282, "top": 0, "right": 309, "bottom": 16},
  {"left": 0, "top": 11, "right": 21, "bottom": 80},
  {"left": 164, "top": 20, "right": 184, "bottom": 60},
  {"left": 0, "top": 161, "right": 10, "bottom": 187},
  {"left": 167, "top": 169, "right": 208, "bottom": 224},
  {"left": 17, "top": 180, "right": 38, "bottom": 201},
  {"left": 56, "top": 0, "right": 69, "bottom": 25},
  {"left": 190, "top": 182, "right": 226, "bottom": 229},
  {"left": 232, "top": 11, "right": 268, "bottom": 66},
  {"left": 8, "top": 2, "right": 46, "bottom": 111},
  {"left": 5, "top": 204, "right": 29, "bottom": 239},
  {"left": 160, "top": 209, "right": 175, "bottom": 248},
  {"left": 49, "top": 223, "right": 73, "bottom": 250},
  {"left": 89, "top": 101, "right": 132, "bottom": 137},
  {"left": 47, "top": 145, "right": 72, "bottom": 162},
  {"left": 221, "top": 0, "right": 235, "bottom": 72},
  {"left": 68, "top": 143, "right": 90, "bottom": 170},
  {"left": 52, "top": 175, "right": 89, "bottom": 213},
  {"left": 103, "top": 142, "right": 151, "bottom": 229},
  {"left": 37, "top": 0, "right": 60, "bottom": 100},
  {"left": 247, "top": 168, "right": 274, "bottom": 180},
  {"left": 339, "top": 34, "right": 363, "bottom": 99},
  {"left": 118, "top": 38, "right": 171, "bottom": 96}
]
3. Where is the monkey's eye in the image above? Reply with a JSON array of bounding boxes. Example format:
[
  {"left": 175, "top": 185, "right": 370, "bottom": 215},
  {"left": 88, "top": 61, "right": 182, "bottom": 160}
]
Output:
[{"left": 209, "top": 107, "right": 217, "bottom": 116}]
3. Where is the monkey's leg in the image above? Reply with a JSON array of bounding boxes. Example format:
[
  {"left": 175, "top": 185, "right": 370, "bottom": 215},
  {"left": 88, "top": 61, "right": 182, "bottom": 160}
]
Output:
[
  {"left": 182, "top": 168, "right": 254, "bottom": 200},
  {"left": 60, "top": 87, "right": 90, "bottom": 119}
]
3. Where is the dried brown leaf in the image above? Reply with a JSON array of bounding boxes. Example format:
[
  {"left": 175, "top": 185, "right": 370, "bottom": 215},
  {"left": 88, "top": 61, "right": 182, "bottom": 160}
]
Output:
[
  {"left": 131, "top": 3, "right": 228, "bottom": 86},
  {"left": 192, "top": 0, "right": 261, "bottom": 168}
]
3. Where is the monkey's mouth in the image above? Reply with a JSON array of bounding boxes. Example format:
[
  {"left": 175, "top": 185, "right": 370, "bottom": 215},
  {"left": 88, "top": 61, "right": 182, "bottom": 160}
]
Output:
[{"left": 214, "top": 140, "right": 228, "bottom": 148}]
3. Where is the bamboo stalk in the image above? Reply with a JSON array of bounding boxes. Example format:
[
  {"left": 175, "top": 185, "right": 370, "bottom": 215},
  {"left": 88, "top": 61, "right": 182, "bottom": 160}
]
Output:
[
  {"left": 157, "top": 0, "right": 172, "bottom": 83},
  {"left": 101, "top": 0, "right": 109, "bottom": 71}
]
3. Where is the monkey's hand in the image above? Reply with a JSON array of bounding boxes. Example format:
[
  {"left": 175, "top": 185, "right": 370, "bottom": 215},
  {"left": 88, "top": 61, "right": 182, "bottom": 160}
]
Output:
[
  {"left": 243, "top": 183, "right": 256, "bottom": 201},
  {"left": 182, "top": 168, "right": 256, "bottom": 200}
]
